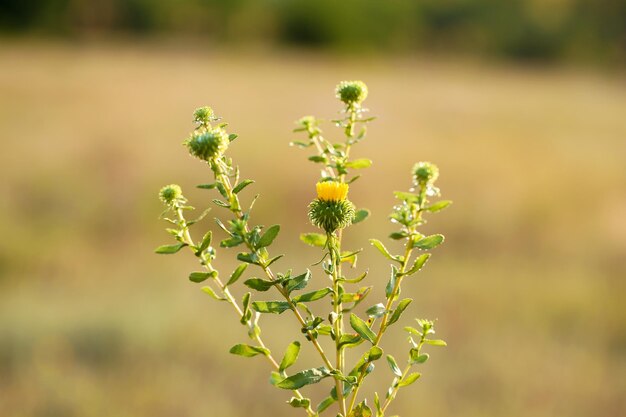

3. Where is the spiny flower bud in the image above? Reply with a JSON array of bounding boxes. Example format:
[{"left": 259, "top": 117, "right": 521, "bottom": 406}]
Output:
[
  {"left": 193, "top": 106, "right": 214, "bottom": 125},
  {"left": 413, "top": 162, "right": 439, "bottom": 185},
  {"left": 159, "top": 184, "right": 183, "bottom": 206},
  {"left": 185, "top": 127, "right": 229, "bottom": 162},
  {"left": 308, "top": 182, "right": 355, "bottom": 233},
  {"left": 335, "top": 80, "right": 368, "bottom": 106}
]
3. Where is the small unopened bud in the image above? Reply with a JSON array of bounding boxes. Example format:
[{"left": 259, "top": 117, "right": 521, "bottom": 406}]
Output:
[
  {"left": 413, "top": 162, "right": 439, "bottom": 185},
  {"left": 193, "top": 106, "right": 214, "bottom": 125},
  {"left": 185, "top": 127, "right": 229, "bottom": 161},
  {"left": 335, "top": 81, "right": 368, "bottom": 106},
  {"left": 159, "top": 184, "right": 183, "bottom": 206}
]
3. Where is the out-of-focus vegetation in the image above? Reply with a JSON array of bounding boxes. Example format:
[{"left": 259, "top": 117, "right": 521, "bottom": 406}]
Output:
[
  {"left": 0, "top": 42, "right": 625, "bottom": 416},
  {"left": 1, "top": 0, "right": 625, "bottom": 65}
]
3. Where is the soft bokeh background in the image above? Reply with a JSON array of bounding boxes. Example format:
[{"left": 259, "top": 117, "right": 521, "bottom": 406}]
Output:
[{"left": 1, "top": 2, "right": 625, "bottom": 417}]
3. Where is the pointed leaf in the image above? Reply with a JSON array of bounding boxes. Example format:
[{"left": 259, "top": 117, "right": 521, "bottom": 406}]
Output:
[
  {"left": 279, "top": 341, "right": 301, "bottom": 372},
  {"left": 244, "top": 278, "right": 275, "bottom": 292},
  {"left": 276, "top": 367, "right": 331, "bottom": 390},
  {"left": 288, "top": 397, "right": 311, "bottom": 409},
  {"left": 226, "top": 263, "right": 248, "bottom": 286},
  {"left": 189, "top": 271, "right": 216, "bottom": 283},
  {"left": 284, "top": 270, "right": 311, "bottom": 294},
  {"left": 353, "top": 209, "right": 370, "bottom": 224},
  {"left": 233, "top": 179, "right": 254, "bottom": 194},
  {"left": 201, "top": 286, "right": 226, "bottom": 301},
  {"left": 402, "top": 254, "right": 430, "bottom": 277},
  {"left": 300, "top": 233, "right": 327, "bottom": 247},
  {"left": 251, "top": 301, "right": 291, "bottom": 314},
  {"left": 345, "top": 158, "right": 373, "bottom": 169},
  {"left": 257, "top": 225, "right": 280, "bottom": 248},
  {"left": 293, "top": 287, "right": 332, "bottom": 303},
  {"left": 425, "top": 339, "right": 447, "bottom": 347},
  {"left": 386, "top": 355, "right": 402, "bottom": 377},
  {"left": 229, "top": 344, "right": 270, "bottom": 357},
  {"left": 369, "top": 239, "right": 400, "bottom": 262},
  {"left": 386, "top": 298, "right": 412, "bottom": 327},
  {"left": 398, "top": 372, "right": 421, "bottom": 387},
  {"left": 154, "top": 243, "right": 187, "bottom": 254},
  {"left": 350, "top": 313, "right": 377, "bottom": 344},
  {"left": 412, "top": 234, "right": 445, "bottom": 250},
  {"left": 425, "top": 200, "right": 452, "bottom": 212}
]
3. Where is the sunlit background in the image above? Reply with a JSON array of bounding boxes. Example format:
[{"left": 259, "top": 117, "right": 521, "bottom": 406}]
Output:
[{"left": 1, "top": 1, "right": 625, "bottom": 416}]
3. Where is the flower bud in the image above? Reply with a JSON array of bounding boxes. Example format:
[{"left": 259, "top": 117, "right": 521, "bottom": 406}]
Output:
[
  {"left": 193, "top": 106, "right": 214, "bottom": 125},
  {"left": 413, "top": 162, "right": 439, "bottom": 185},
  {"left": 185, "top": 127, "right": 229, "bottom": 161},
  {"left": 335, "top": 80, "right": 368, "bottom": 106},
  {"left": 159, "top": 184, "right": 183, "bottom": 206},
  {"left": 308, "top": 182, "right": 355, "bottom": 233}
]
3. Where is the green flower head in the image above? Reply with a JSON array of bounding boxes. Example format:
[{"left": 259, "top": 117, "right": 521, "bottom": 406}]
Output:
[
  {"left": 193, "top": 106, "right": 214, "bottom": 125},
  {"left": 185, "top": 127, "right": 229, "bottom": 161},
  {"left": 159, "top": 184, "right": 183, "bottom": 206},
  {"left": 308, "top": 182, "right": 355, "bottom": 233},
  {"left": 335, "top": 80, "right": 368, "bottom": 106},
  {"left": 413, "top": 162, "right": 439, "bottom": 185}
]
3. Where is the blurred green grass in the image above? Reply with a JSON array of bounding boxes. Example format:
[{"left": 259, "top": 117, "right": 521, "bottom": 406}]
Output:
[{"left": 0, "top": 42, "right": 625, "bottom": 417}]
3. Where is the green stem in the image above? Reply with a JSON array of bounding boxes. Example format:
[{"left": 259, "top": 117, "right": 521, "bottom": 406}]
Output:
[
  {"left": 176, "top": 205, "right": 315, "bottom": 416},
  {"left": 213, "top": 166, "right": 336, "bottom": 375}
]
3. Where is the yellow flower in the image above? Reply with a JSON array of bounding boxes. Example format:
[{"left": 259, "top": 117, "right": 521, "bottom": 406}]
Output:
[{"left": 316, "top": 181, "right": 349, "bottom": 202}]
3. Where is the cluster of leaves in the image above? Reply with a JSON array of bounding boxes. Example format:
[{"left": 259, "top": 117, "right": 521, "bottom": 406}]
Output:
[{"left": 156, "top": 83, "right": 450, "bottom": 417}]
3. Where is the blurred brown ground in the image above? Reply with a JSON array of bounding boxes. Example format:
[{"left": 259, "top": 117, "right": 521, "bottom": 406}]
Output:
[{"left": 0, "top": 41, "right": 625, "bottom": 417}]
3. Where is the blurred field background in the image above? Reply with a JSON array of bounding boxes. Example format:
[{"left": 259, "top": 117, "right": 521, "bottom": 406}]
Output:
[{"left": 1, "top": 2, "right": 626, "bottom": 417}]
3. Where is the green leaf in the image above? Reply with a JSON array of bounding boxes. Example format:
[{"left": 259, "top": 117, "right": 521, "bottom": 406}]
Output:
[
  {"left": 367, "top": 346, "right": 383, "bottom": 362},
  {"left": 229, "top": 344, "right": 270, "bottom": 357},
  {"left": 352, "top": 209, "right": 370, "bottom": 224},
  {"left": 293, "top": 287, "right": 332, "bottom": 303},
  {"left": 212, "top": 198, "right": 231, "bottom": 208},
  {"left": 412, "top": 234, "right": 445, "bottom": 250},
  {"left": 369, "top": 239, "right": 400, "bottom": 262},
  {"left": 366, "top": 303, "right": 387, "bottom": 319},
  {"left": 414, "top": 352, "right": 429, "bottom": 364},
  {"left": 284, "top": 270, "right": 311, "bottom": 294},
  {"left": 228, "top": 133, "right": 238, "bottom": 142},
  {"left": 257, "top": 225, "right": 280, "bottom": 249},
  {"left": 196, "top": 183, "right": 216, "bottom": 189},
  {"left": 288, "top": 397, "right": 311, "bottom": 409},
  {"left": 279, "top": 341, "right": 301, "bottom": 372},
  {"left": 308, "top": 155, "right": 327, "bottom": 163},
  {"left": 338, "top": 334, "right": 363, "bottom": 349},
  {"left": 201, "top": 286, "right": 226, "bottom": 301},
  {"left": 317, "top": 396, "right": 336, "bottom": 413},
  {"left": 350, "top": 313, "right": 377, "bottom": 344},
  {"left": 244, "top": 278, "right": 275, "bottom": 292},
  {"left": 276, "top": 367, "right": 331, "bottom": 390},
  {"left": 233, "top": 179, "right": 254, "bottom": 194},
  {"left": 265, "top": 254, "right": 284, "bottom": 267},
  {"left": 345, "top": 158, "right": 373, "bottom": 169},
  {"left": 251, "top": 301, "right": 291, "bottom": 314},
  {"left": 389, "top": 231, "right": 407, "bottom": 240},
  {"left": 196, "top": 231, "right": 212, "bottom": 255},
  {"left": 220, "top": 236, "right": 244, "bottom": 248},
  {"left": 386, "top": 298, "right": 412, "bottom": 327},
  {"left": 404, "top": 326, "right": 421, "bottom": 337},
  {"left": 386, "top": 355, "right": 402, "bottom": 377},
  {"left": 237, "top": 252, "right": 260, "bottom": 265},
  {"left": 349, "top": 400, "right": 373, "bottom": 417},
  {"left": 402, "top": 254, "right": 430, "bottom": 277},
  {"left": 386, "top": 266, "right": 398, "bottom": 298},
  {"left": 269, "top": 371, "right": 282, "bottom": 386},
  {"left": 393, "top": 191, "right": 418, "bottom": 203},
  {"left": 300, "top": 233, "right": 327, "bottom": 247},
  {"left": 154, "top": 243, "right": 187, "bottom": 254},
  {"left": 398, "top": 372, "right": 421, "bottom": 387},
  {"left": 425, "top": 339, "right": 447, "bottom": 347},
  {"left": 426, "top": 200, "right": 452, "bottom": 212},
  {"left": 189, "top": 271, "right": 216, "bottom": 283},
  {"left": 226, "top": 263, "right": 248, "bottom": 286}
]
